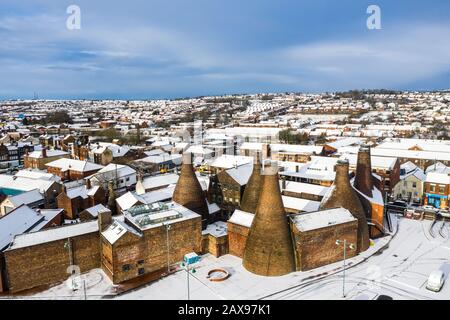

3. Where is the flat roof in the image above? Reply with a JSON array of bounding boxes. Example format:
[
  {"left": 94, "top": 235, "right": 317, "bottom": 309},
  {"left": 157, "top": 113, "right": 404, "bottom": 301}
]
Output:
[{"left": 124, "top": 201, "right": 201, "bottom": 232}]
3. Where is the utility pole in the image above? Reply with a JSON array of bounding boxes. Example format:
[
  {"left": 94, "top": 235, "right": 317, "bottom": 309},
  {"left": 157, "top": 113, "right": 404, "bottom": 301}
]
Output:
[
  {"left": 163, "top": 223, "right": 171, "bottom": 273},
  {"left": 181, "top": 261, "right": 197, "bottom": 300},
  {"left": 336, "top": 239, "right": 355, "bottom": 298}
]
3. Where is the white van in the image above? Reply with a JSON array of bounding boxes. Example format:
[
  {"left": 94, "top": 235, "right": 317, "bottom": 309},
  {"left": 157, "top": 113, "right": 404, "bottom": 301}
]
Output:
[{"left": 426, "top": 271, "right": 445, "bottom": 292}]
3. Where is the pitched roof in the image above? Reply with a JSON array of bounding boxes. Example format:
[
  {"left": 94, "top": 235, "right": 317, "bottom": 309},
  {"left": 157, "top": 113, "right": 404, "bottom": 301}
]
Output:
[
  {"left": 425, "top": 172, "right": 450, "bottom": 185},
  {"left": 66, "top": 185, "right": 100, "bottom": 199},
  {"left": 7, "top": 189, "right": 44, "bottom": 207},
  {"left": 7, "top": 221, "right": 99, "bottom": 250},
  {"left": 26, "top": 149, "right": 69, "bottom": 159},
  {"left": 0, "top": 205, "right": 44, "bottom": 250},
  {"left": 291, "top": 208, "right": 357, "bottom": 232},
  {"left": 228, "top": 209, "right": 254, "bottom": 228},
  {"left": 45, "top": 158, "right": 104, "bottom": 172}
]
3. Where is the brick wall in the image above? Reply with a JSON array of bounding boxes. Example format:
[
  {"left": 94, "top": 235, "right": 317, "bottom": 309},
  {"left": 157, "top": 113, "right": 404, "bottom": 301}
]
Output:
[
  {"left": 4, "top": 232, "right": 100, "bottom": 293},
  {"left": 202, "top": 234, "right": 228, "bottom": 257},
  {"left": 102, "top": 217, "right": 202, "bottom": 284},
  {"left": 292, "top": 220, "right": 358, "bottom": 271},
  {"left": 227, "top": 222, "right": 249, "bottom": 258}
]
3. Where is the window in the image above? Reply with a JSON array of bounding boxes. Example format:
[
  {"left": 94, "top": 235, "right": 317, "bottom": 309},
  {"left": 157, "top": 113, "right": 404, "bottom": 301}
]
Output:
[
  {"left": 138, "top": 268, "right": 145, "bottom": 275},
  {"left": 126, "top": 177, "right": 130, "bottom": 182},
  {"left": 430, "top": 185, "right": 435, "bottom": 192},
  {"left": 439, "top": 186, "right": 445, "bottom": 194},
  {"left": 137, "top": 260, "right": 144, "bottom": 265},
  {"left": 412, "top": 182, "right": 417, "bottom": 188},
  {"left": 122, "top": 264, "right": 131, "bottom": 272}
]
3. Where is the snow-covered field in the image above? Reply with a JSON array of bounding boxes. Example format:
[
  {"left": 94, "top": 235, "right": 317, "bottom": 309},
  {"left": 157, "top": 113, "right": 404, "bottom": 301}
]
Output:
[{"left": 9, "top": 215, "right": 450, "bottom": 300}]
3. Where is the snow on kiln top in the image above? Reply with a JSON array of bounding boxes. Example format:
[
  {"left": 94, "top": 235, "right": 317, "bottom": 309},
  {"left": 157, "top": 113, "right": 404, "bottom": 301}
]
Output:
[{"left": 291, "top": 207, "right": 356, "bottom": 232}]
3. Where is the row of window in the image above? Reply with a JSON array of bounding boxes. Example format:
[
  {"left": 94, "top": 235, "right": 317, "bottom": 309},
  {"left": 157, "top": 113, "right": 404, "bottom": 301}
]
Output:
[{"left": 429, "top": 184, "right": 446, "bottom": 194}]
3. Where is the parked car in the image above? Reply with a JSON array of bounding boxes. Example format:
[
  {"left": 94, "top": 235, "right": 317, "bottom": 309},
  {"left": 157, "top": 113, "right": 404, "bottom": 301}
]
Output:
[
  {"left": 422, "top": 205, "right": 438, "bottom": 212},
  {"left": 387, "top": 200, "right": 408, "bottom": 213},
  {"left": 438, "top": 210, "right": 450, "bottom": 218},
  {"left": 376, "top": 294, "right": 393, "bottom": 300},
  {"left": 426, "top": 271, "right": 445, "bottom": 292}
]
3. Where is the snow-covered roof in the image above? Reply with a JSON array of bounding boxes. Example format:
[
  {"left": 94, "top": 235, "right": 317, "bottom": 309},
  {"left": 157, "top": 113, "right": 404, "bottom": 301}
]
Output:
[
  {"left": 82, "top": 204, "right": 109, "bottom": 218},
  {"left": 371, "top": 147, "right": 450, "bottom": 162},
  {"left": 26, "top": 149, "right": 69, "bottom": 159},
  {"left": 14, "top": 169, "right": 61, "bottom": 181},
  {"left": 125, "top": 201, "right": 201, "bottom": 232},
  {"left": 208, "top": 155, "right": 254, "bottom": 169},
  {"left": 425, "top": 162, "right": 450, "bottom": 174},
  {"left": 280, "top": 180, "right": 329, "bottom": 197},
  {"left": 340, "top": 153, "right": 397, "bottom": 170},
  {"left": 87, "top": 164, "right": 136, "bottom": 183},
  {"left": 325, "top": 137, "right": 364, "bottom": 150},
  {"left": 0, "top": 175, "right": 57, "bottom": 193},
  {"left": 207, "top": 201, "right": 220, "bottom": 215},
  {"left": 66, "top": 185, "right": 100, "bottom": 199},
  {"left": 270, "top": 144, "right": 323, "bottom": 154},
  {"left": 291, "top": 208, "right": 357, "bottom": 232},
  {"left": 144, "top": 149, "right": 167, "bottom": 157},
  {"left": 186, "top": 145, "right": 214, "bottom": 155},
  {"left": 116, "top": 192, "right": 141, "bottom": 211},
  {"left": 0, "top": 205, "right": 45, "bottom": 250},
  {"left": 281, "top": 157, "right": 337, "bottom": 182},
  {"left": 228, "top": 209, "right": 254, "bottom": 228},
  {"left": 90, "top": 142, "right": 131, "bottom": 157},
  {"left": 239, "top": 142, "right": 263, "bottom": 151},
  {"left": 282, "top": 196, "right": 321, "bottom": 212},
  {"left": 7, "top": 189, "right": 44, "bottom": 207},
  {"left": 45, "top": 158, "right": 104, "bottom": 172},
  {"left": 202, "top": 221, "right": 227, "bottom": 237},
  {"left": 140, "top": 173, "right": 179, "bottom": 190},
  {"left": 117, "top": 186, "right": 176, "bottom": 211},
  {"left": 7, "top": 221, "right": 99, "bottom": 251},
  {"left": 377, "top": 138, "right": 450, "bottom": 154},
  {"left": 29, "top": 209, "right": 64, "bottom": 232},
  {"left": 137, "top": 154, "right": 182, "bottom": 165},
  {"left": 225, "top": 163, "right": 253, "bottom": 186},
  {"left": 102, "top": 217, "right": 141, "bottom": 245},
  {"left": 400, "top": 162, "right": 426, "bottom": 181},
  {"left": 425, "top": 172, "right": 450, "bottom": 185}
]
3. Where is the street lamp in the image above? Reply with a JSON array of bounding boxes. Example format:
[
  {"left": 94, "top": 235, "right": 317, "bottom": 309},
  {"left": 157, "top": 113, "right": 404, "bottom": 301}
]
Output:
[
  {"left": 163, "top": 223, "right": 171, "bottom": 273},
  {"left": 335, "top": 239, "right": 355, "bottom": 298},
  {"left": 180, "top": 262, "right": 197, "bottom": 300}
]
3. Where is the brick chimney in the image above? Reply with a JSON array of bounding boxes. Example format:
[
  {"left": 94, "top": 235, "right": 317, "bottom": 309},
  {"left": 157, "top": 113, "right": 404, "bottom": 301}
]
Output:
[
  {"left": 354, "top": 145, "right": 373, "bottom": 198},
  {"left": 42, "top": 148, "right": 47, "bottom": 158},
  {"left": 320, "top": 159, "right": 370, "bottom": 253},
  {"left": 86, "top": 178, "right": 92, "bottom": 190},
  {"left": 98, "top": 209, "right": 112, "bottom": 232}
]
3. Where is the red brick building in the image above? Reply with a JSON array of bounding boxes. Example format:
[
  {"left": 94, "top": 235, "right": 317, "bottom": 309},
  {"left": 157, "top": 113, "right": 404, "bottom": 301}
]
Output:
[{"left": 45, "top": 158, "right": 103, "bottom": 181}]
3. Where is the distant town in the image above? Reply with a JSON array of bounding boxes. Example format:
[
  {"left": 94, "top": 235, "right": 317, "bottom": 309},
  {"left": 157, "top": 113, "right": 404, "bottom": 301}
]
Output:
[{"left": 0, "top": 89, "right": 449, "bottom": 300}]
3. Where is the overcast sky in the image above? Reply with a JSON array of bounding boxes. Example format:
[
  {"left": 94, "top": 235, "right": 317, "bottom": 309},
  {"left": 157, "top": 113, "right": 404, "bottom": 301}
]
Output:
[{"left": 1, "top": 0, "right": 449, "bottom": 99}]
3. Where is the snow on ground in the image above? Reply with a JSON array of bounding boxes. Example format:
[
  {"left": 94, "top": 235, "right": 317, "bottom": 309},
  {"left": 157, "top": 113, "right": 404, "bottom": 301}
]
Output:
[
  {"left": 12, "top": 215, "right": 450, "bottom": 300},
  {"left": 116, "top": 218, "right": 394, "bottom": 300},
  {"left": 6, "top": 269, "right": 118, "bottom": 300}
]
